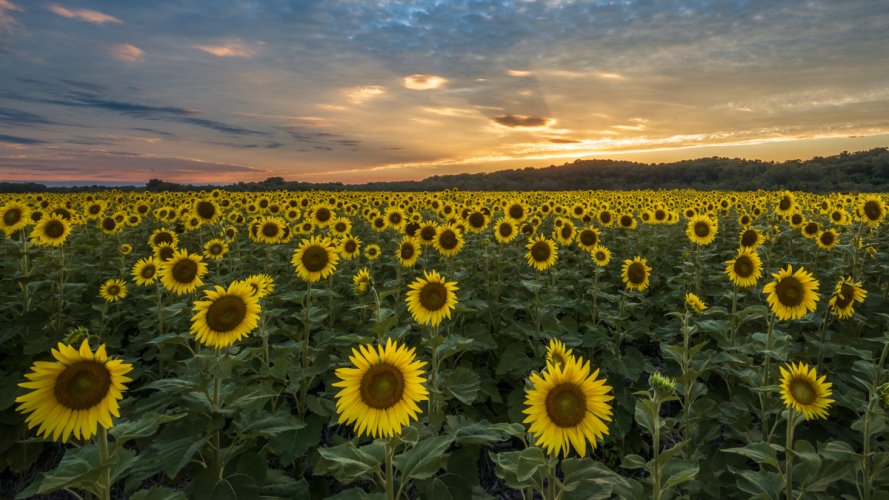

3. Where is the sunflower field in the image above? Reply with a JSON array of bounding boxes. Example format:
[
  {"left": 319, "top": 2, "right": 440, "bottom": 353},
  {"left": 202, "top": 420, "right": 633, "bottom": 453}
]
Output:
[{"left": 1, "top": 189, "right": 889, "bottom": 499}]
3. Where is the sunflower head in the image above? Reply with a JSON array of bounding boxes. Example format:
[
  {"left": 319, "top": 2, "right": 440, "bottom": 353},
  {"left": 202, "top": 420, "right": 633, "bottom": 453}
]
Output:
[
  {"left": 159, "top": 248, "right": 208, "bottom": 295},
  {"left": 1, "top": 201, "right": 32, "bottom": 236},
  {"left": 591, "top": 245, "right": 611, "bottom": 267},
  {"left": 621, "top": 256, "right": 651, "bottom": 292},
  {"left": 405, "top": 270, "right": 459, "bottom": 327},
  {"left": 779, "top": 362, "right": 833, "bottom": 420},
  {"left": 546, "top": 339, "right": 574, "bottom": 370},
  {"left": 332, "top": 339, "right": 428, "bottom": 438},
  {"left": 763, "top": 265, "right": 820, "bottom": 321},
  {"left": 523, "top": 355, "right": 613, "bottom": 457},
  {"left": 191, "top": 281, "right": 262, "bottom": 349},
  {"left": 99, "top": 278, "right": 128, "bottom": 303},
  {"left": 292, "top": 236, "right": 339, "bottom": 282},
  {"left": 525, "top": 235, "right": 558, "bottom": 271},
  {"left": 686, "top": 215, "right": 718, "bottom": 246},
  {"left": 241, "top": 273, "right": 275, "bottom": 299},
  {"left": 131, "top": 256, "right": 161, "bottom": 286},
  {"left": 16, "top": 340, "right": 133, "bottom": 443},
  {"left": 828, "top": 277, "right": 866, "bottom": 319},
  {"left": 30, "top": 214, "right": 72, "bottom": 247},
  {"left": 353, "top": 268, "right": 371, "bottom": 295},
  {"left": 684, "top": 292, "right": 706, "bottom": 314}
]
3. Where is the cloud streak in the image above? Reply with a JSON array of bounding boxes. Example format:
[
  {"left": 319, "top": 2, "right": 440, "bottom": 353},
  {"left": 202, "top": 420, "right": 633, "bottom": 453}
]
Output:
[{"left": 48, "top": 4, "right": 122, "bottom": 24}]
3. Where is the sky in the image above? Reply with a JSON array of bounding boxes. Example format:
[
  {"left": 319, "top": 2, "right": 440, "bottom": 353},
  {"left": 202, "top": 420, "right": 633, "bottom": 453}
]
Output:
[{"left": 1, "top": 0, "right": 888, "bottom": 185}]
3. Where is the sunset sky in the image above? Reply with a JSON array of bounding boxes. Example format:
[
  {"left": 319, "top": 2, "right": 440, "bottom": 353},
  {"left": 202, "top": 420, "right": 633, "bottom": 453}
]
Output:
[{"left": 1, "top": 0, "right": 888, "bottom": 185}]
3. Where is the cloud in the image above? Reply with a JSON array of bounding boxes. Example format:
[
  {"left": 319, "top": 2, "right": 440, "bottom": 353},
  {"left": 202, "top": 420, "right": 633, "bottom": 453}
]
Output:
[
  {"left": 0, "top": 107, "right": 57, "bottom": 126},
  {"left": 403, "top": 74, "right": 447, "bottom": 90},
  {"left": 194, "top": 41, "right": 258, "bottom": 58},
  {"left": 0, "top": 0, "right": 22, "bottom": 32},
  {"left": 492, "top": 114, "right": 553, "bottom": 128},
  {"left": 0, "top": 133, "right": 46, "bottom": 145},
  {"left": 548, "top": 138, "right": 580, "bottom": 144},
  {"left": 508, "top": 69, "right": 532, "bottom": 77},
  {"left": 108, "top": 44, "right": 144, "bottom": 62},
  {"left": 48, "top": 4, "right": 122, "bottom": 24},
  {"left": 345, "top": 86, "right": 386, "bottom": 104}
]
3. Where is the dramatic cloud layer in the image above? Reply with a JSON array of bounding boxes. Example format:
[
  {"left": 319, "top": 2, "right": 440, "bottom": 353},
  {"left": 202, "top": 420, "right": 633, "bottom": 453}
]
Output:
[{"left": 1, "top": 0, "right": 888, "bottom": 184}]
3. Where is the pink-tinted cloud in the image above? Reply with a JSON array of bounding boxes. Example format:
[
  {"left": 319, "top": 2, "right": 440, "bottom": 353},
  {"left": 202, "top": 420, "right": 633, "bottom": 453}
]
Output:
[
  {"left": 108, "top": 44, "right": 143, "bottom": 62},
  {"left": 193, "top": 41, "right": 258, "bottom": 58},
  {"left": 48, "top": 4, "right": 122, "bottom": 24},
  {"left": 403, "top": 74, "right": 447, "bottom": 90},
  {"left": 0, "top": 0, "right": 23, "bottom": 33}
]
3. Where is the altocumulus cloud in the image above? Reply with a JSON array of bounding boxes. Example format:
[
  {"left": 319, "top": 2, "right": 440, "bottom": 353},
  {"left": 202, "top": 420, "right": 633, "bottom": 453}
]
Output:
[{"left": 492, "top": 114, "right": 552, "bottom": 128}]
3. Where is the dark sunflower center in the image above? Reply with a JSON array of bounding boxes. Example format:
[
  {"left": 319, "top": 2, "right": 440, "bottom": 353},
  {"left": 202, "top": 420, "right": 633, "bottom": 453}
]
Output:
[
  {"left": 531, "top": 241, "right": 551, "bottom": 262},
  {"left": 574, "top": 206, "right": 583, "bottom": 215},
  {"left": 344, "top": 241, "right": 357, "bottom": 253},
  {"left": 734, "top": 257, "right": 754, "bottom": 277},
  {"left": 596, "top": 251, "right": 607, "bottom": 262},
  {"left": 438, "top": 230, "right": 458, "bottom": 250},
  {"left": 834, "top": 283, "right": 856, "bottom": 309},
  {"left": 419, "top": 282, "right": 448, "bottom": 311},
  {"left": 54, "top": 361, "right": 112, "bottom": 410},
  {"left": 171, "top": 258, "right": 198, "bottom": 283},
  {"left": 508, "top": 205, "right": 524, "bottom": 219},
  {"left": 655, "top": 210, "right": 666, "bottom": 220},
  {"left": 600, "top": 212, "right": 612, "bottom": 224},
  {"left": 210, "top": 244, "right": 224, "bottom": 254},
  {"left": 545, "top": 383, "right": 587, "bottom": 428},
  {"left": 400, "top": 244, "right": 415, "bottom": 260},
  {"left": 831, "top": 211, "right": 842, "bottom": 222},
  {"left": 579, "top": 230, "right": 597, "bottom": 246},
  {"left": 374, "top": 218, "right": 385, "bottom": 228},
  {"left": 88, "top": 205, "right": 101, "bottom": 215},
  {"left": 561, "top": 226, "right": 572, "bottom": 239},
  {"left": 335, "top": 222, "right": 347, "bottom": 232},
  {"left": 196, "top": 201, "right": 216, "bottom": 219},
  {"left": 820, "top": 232, "right": 835, "bottom": 246},
  {"left": 388, "top": 213, "right": 402, "bottom": 225},
  {"left": 262, "top": 223, "right": 279, "bottom": 237},
  {"left": 140, "top": 264, "right": 156, "bottom": 279},
  {"left": 499, "top": 223, "right": 513, "bottom": 237},
  {"left": 804, "top": 222, "right": 819, "bottom": 235},
  {"left": 864, "top": 200, "right": 882, "bottom": 220},
  {"left": 740, "top": 230, "right": 758, "bottom": 247},
  {"left": 779, "top": 197, "right": 792, "bottom": 210},
  {"left": 315, "top": 208, "right": 331, "bottom": 222},
  {"left": 44, "top": 219, "right": 65, "bottom": 238},
  {"left": 620, "top": 215, "right": 633, "bottom": 227},
  {"left": 791, "top": 214, "right": 803, "bottom": 225},
  {"left": 158, "top": 246, "right": 175, "bottom": 261},
  {"left": 789, "top": 378, "right": 816, "bottom": 405},
  {"left": 301, "top": 246, "right": 329, "bottom": 272},
  {"left": 420, "top": 226, "right": 436, "bottom": 241},
  {"left": 4, "top": 208, "right": 21, "bottom": 225},
  {"left": 107, "top": 285, "right": 120, "bottom": 296},
  {"left": 627, "top": 262, "right": 647, "bottom": 284},
  {"left": 359, "top": 363, "right": 405, "bottom": 409},
  {"left": 694, "top": 221, "right": 710, "bottom": 238},
  {"left": 205, "top": 295, "right": 247, "bottom": 332},
  {"left": 775, "top": 276, "right": 804, "bottom": 307},
  {"left": 468, "top": 212, "right": 485, "bottom": 228},
  {"left": 102, "top": 218, "right": 116, "bottom": 231}
]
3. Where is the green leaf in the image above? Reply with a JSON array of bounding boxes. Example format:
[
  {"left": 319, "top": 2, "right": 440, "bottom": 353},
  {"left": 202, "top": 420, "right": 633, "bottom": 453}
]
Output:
[
  {"left": 620, "top": 453, "right": 648, "bottom": 470},
  {"left": 237, "top": 410, "right": 306, "bottom": 438},
  {"left": 33, "top": 445, "right": 104, "bottom": 496},
  {"left": 315, "top": 441, "right": 385, "bottom": 484},
  {"left": 662, "top": 461, "right": 699, "bottom": 490},
  {"left": 735, "top": 469, "right": 782, "bottom": 500},
  {"left": 443, "top": 366, "right": 481, "bottom": 404},
  {"left": 723, "top": 442, "right": 780, "bottom": 470},
  {"left": 394, "top": 434, "right": 454, "bottom": 481},
  {"left": 131, "top": 487, "right": 188, "bottom": 500}
]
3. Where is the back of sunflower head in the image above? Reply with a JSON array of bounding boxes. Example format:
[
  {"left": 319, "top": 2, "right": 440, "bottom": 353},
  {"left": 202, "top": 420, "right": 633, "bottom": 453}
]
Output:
[{"left": 64, "top": 325, "right": 90, "bottom": 345}]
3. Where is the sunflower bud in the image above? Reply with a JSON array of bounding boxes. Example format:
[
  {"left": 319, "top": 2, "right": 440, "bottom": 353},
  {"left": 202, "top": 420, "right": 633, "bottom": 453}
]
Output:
[
  {"left": 64, "top": 325, "right": 90, "bottom": 345},
  {"left": 878, "top": 382, "right": 889, "bottom": 409},
  {"left": 649, "top": 372, "right": 676, "bottom": 397}
]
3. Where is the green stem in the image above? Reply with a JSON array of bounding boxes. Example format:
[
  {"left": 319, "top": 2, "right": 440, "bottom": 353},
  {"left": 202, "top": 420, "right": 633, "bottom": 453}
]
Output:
[
  {"left": 785, "top": 410, "right": 796, "bottom": 500},
  {"left": 98, "top": 426, "right": 111, "bottom": 500},
  {"left": 729, "top": 284, "right": 738, "bottom": 346},
  {"left": 652, "top": 399, "right": 662, "bottom": 500},
  {"left": 385, "top": 439, "right": 395, "bottom": 500},
  {"left": 761, "top": 313, "right": 775, "bottom": 441},
  {"left": 681, "top": 312, "right": 693, "bottom": 452},
  {"left": 298, "top": 282, "right": 313, "bottom": 418}
]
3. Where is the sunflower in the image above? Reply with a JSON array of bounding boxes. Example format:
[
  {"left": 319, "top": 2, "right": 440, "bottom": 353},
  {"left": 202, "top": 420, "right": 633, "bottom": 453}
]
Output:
[
  {"left": 621, "top": 256, "right": 651, "bottom": 292},
  {"left": 1, "top": 201, "right": 31, "bottom": 236},
  {"left": 148, "top": 227, "right": 178, "bottom": 249},
  {"left": 332, "top": 339, "right": 428, "bottom": 438},
  {"left": 505, "top": 200, "right": 528, "bottom": 223},
  {"left": 159, "top": 248, "right": 208, "bottom": 295},
  {"left": 311, "top": 205, "right": 334, "bottom": 227},
  {"left": 397, "top": 236, "right": 421, "bottom": 268},
  {"left": 30, "top": 214, "right": 72, "bottom": 247},
  {"left": 405, "top": 270, "right": 459, "bottom": 327},
  {"left": 775, "top": 191, "right": 797, "bottom": 216},
  {"left": 191, "top": 281, "right": 261, "bottom": 349},
  {"left": 330, "top": 217, "right": 352, "bottom": 236},
  {"left": 98, "top": 216, "right": 121, "bottom": 235},
  {"left": 684, "top": 292, "right": 706, "bottom": 314},
  {"left": 465, "top": 210, "right": 488, "bottom": 233},
  {"left": 153, "top": 242, "right": 177, "bottom": 262},
  {"left": 576, "top": 227, "right": 601, "bottom": 251},
  {"left": 252, "top": 216, "right": 287, "bottom": 244},
  {"left": 16, "top": 340, "right": 133, "bottom": 443},
  {"left": 203, "top": 238, "right": 229, "bottom": 260},
  {"left": 131, "top": 256, "right": 160, "bottom": 286},
  {"left": 241, "top": 273, "right": 275, "bottom": 299},
  {"left": 493, "top": 219, "right": 518, "bottom": 244},
  {"left": 779, "top": 362, "right": 833, "bottom": 420},
  {"left": 686, "top": 215, "right": 718, "bottom": 246},
  {"left": 353, "top": 268, "right": 371, "bottom": 295},
  {"left": 193, "top": 199, "right": 221, "bottom": 223},
  {"left": 119, "top": 243, "right": 133, "bottom": 255},
  {"left": 434, "top": 225, "right": 464, "bottom": 258},
  {"left": 546, "top": 339, "right": 574, "bottom": 370},
  {"left": 292, "top": 236, "right": 339, "bottom": 282},
  {"left": 816, "top": 229, "right": 839, "bottom": 251},
  {"left": 417, "top": 221, "right": 439, "bottom": 246},
  {"left": 365, "top": 243, "right": 381, "bottom": 261},
  {"left": 339, "top": 235, "right": 362, "bottom": 259},
  {"left": 858, "top": 194, "right": 886, "bottom": 227},
  {"left": 722, "top": 248, "right": 761, "bottom": 288},
  {"left": 763, "top": 265, "right": 820, "bottom": 320},
  {"left": 738, "top": 227, "right": 765, "bottom": 249},
  {"left": 591, "top": 245, "right": 611, "bottom": 267},
  {"left": 99, "top": 279, "right": 127, "bottom": 303},
  {"left": 523, "top": 355, "right": 613, "bottom": 457},
  {"left": 828, "top": 277, "right": 867, "bottom": 319},
  {"left": 525, "top": 235, "right": 558, "bottom": 271}
]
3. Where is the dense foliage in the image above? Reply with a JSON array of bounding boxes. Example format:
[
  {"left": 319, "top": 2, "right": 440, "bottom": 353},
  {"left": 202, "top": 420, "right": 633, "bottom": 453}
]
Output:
[{"left": 1, "top": 189, "right": 888, "bottom": 499}]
